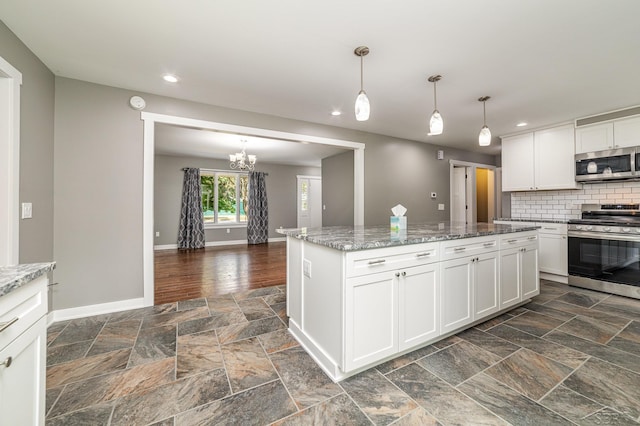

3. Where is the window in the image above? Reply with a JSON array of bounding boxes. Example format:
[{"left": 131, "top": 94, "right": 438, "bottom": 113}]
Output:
[{"left": 201, "top": 170, "right": 248, "bottom": 225}]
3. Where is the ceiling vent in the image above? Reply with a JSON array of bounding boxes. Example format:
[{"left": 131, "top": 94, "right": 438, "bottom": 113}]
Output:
[{"left": 575, "top": 105, "right": 640, "bottom": 127}]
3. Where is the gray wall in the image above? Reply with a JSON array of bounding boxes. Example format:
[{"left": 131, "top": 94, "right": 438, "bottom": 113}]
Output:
[
  {"left": 154, "top": 154, "right": 320, "bottom": 246},
  {"left": 322, "top": 150, "right": 354, "bottom": 226},
  {"left": 52, "top": 76, "right": 495, "bottom": 311},
  {"left": 0, "top": 21, "right": 55, "bottom": 264}
]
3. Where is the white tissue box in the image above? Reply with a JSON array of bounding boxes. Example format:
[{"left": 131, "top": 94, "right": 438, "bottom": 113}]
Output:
[{"left": 390, "top": 216, "right": 407, "bottom": 232}]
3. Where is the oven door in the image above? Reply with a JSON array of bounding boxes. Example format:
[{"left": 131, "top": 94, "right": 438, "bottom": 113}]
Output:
[{"left": 568, "top": 231, "right": 640, "bottom": 287}]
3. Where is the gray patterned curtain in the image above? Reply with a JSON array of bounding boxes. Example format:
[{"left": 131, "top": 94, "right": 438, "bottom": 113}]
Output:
[
  {"left": 177, "top": 168, "right": 205, "bottom": 249},
  {"left": 247, "top": 171, "right": 269, "bottom": 244}
]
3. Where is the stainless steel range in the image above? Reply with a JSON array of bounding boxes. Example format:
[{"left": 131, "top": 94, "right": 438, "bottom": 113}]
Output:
[{"left": 568, "top": 204, "right": 640, "bottom": 299}]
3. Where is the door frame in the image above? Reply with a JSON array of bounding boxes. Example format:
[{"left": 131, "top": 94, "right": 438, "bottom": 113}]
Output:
[
  {"left": 0, "top": 56, "right": 22, "bottom": 266},
  {"left": 141, "top": 112, "right": 365, "bottom": 306},
  {"left": 449, "top": 160, "right": 497, "bottom": 224}
]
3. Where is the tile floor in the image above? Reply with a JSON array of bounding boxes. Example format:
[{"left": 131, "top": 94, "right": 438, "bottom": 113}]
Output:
[{"left": 45, "top": 281, "right": 640, "bottom": 425}]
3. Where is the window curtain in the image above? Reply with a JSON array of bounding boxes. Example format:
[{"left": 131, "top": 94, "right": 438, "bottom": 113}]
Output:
[
  {"left": 177, "top": 168, "right": 205, "bottom": 249},
  {"left": 247, "top": 171, "right": 269, "bottom": 244}
]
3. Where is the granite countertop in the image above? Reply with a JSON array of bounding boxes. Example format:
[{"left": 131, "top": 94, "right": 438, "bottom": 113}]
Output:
[
  {"left": 494, "top": 218, "right": 569, "bottom": 224},
  {"left": 277, "top": 222, "right": 539, "bottom": 251},
  {"left": 0, "top": 262, "right": 56, "bottom": 298}
]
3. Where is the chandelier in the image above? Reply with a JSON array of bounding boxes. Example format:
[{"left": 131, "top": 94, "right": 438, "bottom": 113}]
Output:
[{"left": 229, "top": 140, "right": 256, "bottom": 171}]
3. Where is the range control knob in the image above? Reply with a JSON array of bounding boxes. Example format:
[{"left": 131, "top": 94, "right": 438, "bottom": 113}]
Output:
[
  {"left": 586, "top": 225, "right": 593, "bottom": 231},
  {"left": 603, "top": 227, "right": 611, "bottom": 232},
  {"left": 622, "top": 227, "right": 631, "bottom": 233},
  {"left": 576, "top": 225, "right": 583, "bottom": 230}
]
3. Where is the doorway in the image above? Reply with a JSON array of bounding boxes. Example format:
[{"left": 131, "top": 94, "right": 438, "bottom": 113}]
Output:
[
  {"left": 141, "top": 112, "right": 366, "bottom": 306},
  {"left": 297, "top": 175, "right": 322, "bottom": 229},
  {"left": 449, "top": 160, "right": 497, "bottom": 224}
]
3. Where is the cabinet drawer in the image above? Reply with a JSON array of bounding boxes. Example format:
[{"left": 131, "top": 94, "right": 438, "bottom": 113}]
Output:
[
  {"left": 500, "top": 231, "right": 538, "bottom": 249},
  {"left": 0, "top": 275, "right": 48, "bottom": 351},
  {"left": 536, "top": 223, "right": 567, "bottom": 234},
  {"left": 346, "top": 242, "right": 439, "bottom": 278},
  {"left": 440, "top": 236, "right": 498, "bottom": 260}
]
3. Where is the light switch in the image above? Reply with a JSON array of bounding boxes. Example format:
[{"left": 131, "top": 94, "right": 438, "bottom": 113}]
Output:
[
  {"left": 21, "top": 202, "right": 32, "bottom": 219},
  {"left": 303, "top": 259, "right": 312, "bottom": 278}
]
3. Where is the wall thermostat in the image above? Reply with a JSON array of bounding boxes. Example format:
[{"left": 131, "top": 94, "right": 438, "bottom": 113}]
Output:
[{"left": 129, "top": 95, "right": 146, "bottom": 110}]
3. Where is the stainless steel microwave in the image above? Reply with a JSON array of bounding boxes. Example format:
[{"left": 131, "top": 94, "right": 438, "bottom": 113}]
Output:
[{"left": 575, "top": 147, "right": 636, "bottom": 182}]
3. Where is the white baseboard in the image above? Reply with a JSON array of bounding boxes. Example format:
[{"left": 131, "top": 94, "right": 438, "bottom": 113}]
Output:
[
  {"left": 154, "top": 237, "right": 285, "bottom": 251},
  {"left": 49, "top": 297, "right": 148, "bottom": 323}
]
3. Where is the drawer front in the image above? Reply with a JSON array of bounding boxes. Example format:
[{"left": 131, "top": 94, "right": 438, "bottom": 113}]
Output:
[
  {"left": 494, "top": 220, "right": 536, "bottom": 227},
  {"left": 536, "top": 223, "right": 567, "bottom": 234},
  {"left": 346, "top": 242, "right": 439, "bottom": 277},
  {"left": 500, "top": 231, "right": 538, "bottom": 249},
  {"left": 440, "top": 236, "right": 498, "bottom": 260},
  {"left": 0, "top": 275, "right": 48, "bottom": 351}
]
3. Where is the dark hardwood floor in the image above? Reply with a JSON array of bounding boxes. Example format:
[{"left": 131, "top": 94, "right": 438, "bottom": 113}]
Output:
[{"left": 154, "top": 242, "right": 286, "bottom": 304}]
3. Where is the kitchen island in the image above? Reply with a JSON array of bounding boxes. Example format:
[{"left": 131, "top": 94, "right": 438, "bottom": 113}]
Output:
[{"left": 279, "top": 223, "right": 539, "bottom": 381}]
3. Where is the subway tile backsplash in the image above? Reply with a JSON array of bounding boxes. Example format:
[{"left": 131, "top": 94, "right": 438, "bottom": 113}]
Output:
[{"left": 510, "top": 181, "right": 640, "bottom": 220}]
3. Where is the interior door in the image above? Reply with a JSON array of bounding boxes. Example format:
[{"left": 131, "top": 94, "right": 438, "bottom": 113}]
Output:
[
  {"left": 451, "top": 167, "right": 467, "bottom": 223},
  {"left": 297, "top": 176, "right": 322, "bottom": 229}
]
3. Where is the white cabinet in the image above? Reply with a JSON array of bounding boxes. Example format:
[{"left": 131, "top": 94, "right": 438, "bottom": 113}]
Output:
[
  {"left": 345, "top": 258, "right": 440, "bottom": 371},
  {"left": 0, "top": 274, "right": 48, "bottom": 426},
  {"left": 538, "top": 223, "right": 568, "bottom": 277},
  {"left": 502, "top": 124, "right": 578, "bottom": 191},
  {"left": 499, "top": 232, "right": 540, "bottom": 309},
  {"left": 575, "top": 116, "right": 640, "bottom": 154},
  {"left": 440, "top": 236, "right": 499, "bottom": 334}
]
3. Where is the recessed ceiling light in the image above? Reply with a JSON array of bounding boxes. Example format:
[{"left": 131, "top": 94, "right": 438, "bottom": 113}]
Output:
[
  {"left": 516, "top": 122, "right": 528, "bottom": 127},
  {"left": 163, "top": 74, "right": 179, "bottom": 83},
  {"left": 331, "top": 110, "right": 342, "bottom": 116}
]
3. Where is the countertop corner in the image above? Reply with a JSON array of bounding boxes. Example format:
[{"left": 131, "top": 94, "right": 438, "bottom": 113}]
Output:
[{"left": 0, "top": 262, "right": 56, "bottom": 298}]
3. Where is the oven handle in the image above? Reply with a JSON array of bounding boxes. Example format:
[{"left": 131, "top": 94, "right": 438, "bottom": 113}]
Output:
[{"left": 568, "top": 230, "right": 640, "bottom": 242}]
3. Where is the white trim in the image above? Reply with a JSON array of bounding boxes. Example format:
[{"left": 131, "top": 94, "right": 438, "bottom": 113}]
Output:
[
  {"left": 154, "top": 237, "right": 286, "bottom": 251},
  {"left": 50, "top": 297, "right": 147, "bottom": 323},
  {"left": 296, "top": 175, "right": 321, "bottom": 180},
  {"left": 0, "top": 56, "right": 22, "bottom": 266},
  {"left": 142, "top": 112, "right": 365, "bottom": 306},
  {"left": 449, "top": 160, "right": 497, "bottom": 224}
]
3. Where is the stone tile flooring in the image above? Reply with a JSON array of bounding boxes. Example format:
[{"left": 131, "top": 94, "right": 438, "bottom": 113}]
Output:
[{"left": 45, "top": 281, "right": 640, "bottom": 425}]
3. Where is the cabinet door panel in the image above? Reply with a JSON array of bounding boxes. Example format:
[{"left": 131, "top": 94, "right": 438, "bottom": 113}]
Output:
[
  {"left": 500, "top": 248, "right": 522, "bottom": 309},
  {"left": 539, "top": 233, "right": 568, "bottom": 275},
  {"left": 575, "top": 123, "right": 613, "bottom": 153},
  {"left": 522, "top": 246, "right": 540, "bottom": 299},
  {"left": 502, "top": 133, "right": 535, "bottom": 191},
  {"left": 534, "top": 125, "right": 576, "bottom": 190},
  {"left": 345, "top": 272, "right": 397, "bottom": 370},
  {"left": 474, "top": 253, "right": 500, "bottom": 318},
  {"left": 0, "top": 316, "right": 46, "bottom": 426},
  {"left": 440, "top": 258, "right": 473, "bottom": 334},
  {"left": 398, "top": 264, "right": 439, "bottom": 351},
  {"left": 613, "top": 116, "right": 640, "bottom": 149}
]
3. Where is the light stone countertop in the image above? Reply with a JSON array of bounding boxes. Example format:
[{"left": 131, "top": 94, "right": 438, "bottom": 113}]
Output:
[
  {"left": 494, "top": 217, "right": 570, "bottom": 224},
  {"left": 0, "top": 262, "right": 56, "bottom": 298},
  {"left": 277, "top": 222, "right": 539, "bottom": 251}
]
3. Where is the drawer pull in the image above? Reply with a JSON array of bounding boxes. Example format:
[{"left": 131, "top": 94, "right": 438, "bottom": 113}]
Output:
[
  {"left": 0, "top": 317, "right": 18, "bottom": 333},
  {"left": 527, "top": 236, "right": 537, "bottom": 240},
  {"left": 416, "top": 252, "right": 432, "bottom": 258},
  {"left": 368, "top": 259, "right": 386, "bottom": 265},
  {"left": 483, "top": 242, "right": 494, "bottom": 247},
  {"left": 454, "top": 247, "right": 466, "bottom": 253},
  {"left": 1, "top": 357, "right": 12, "bottom": 368},
  {"left": 507, "top": 239, "right": 517, "bottom": 243}
]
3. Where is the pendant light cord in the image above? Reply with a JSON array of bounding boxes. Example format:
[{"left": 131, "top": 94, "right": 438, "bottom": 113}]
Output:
[
  {"left": 483, "top": 100, "right": 487, "bottom": 125},
  {"left": 433, "top": 80, "right": 437, "bottom": 109},
  {"left": 360, "top": 55, "right": 364, "bottom": 91}
]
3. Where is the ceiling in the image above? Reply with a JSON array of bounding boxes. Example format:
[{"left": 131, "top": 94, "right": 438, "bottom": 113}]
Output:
[{"left": 2, "top": 0, "right": 639, "bottom": 159}]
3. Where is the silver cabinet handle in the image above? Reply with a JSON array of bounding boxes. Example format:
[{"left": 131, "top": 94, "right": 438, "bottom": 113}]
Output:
[
  {"left": 402, "top": 271, "right": 407, "bottom": 277},
  {"left": 395, "top": 272, "right": 400, "bottom": 278},
  {"left": 454, "top": 247, "right": 466, "bottom": 253},
  {"left": 507, "top": 239, "right": 517, "bottom": 243},
  {"left": 0, "top": 317, "right": 18, "bottom": 333},
  {"left": 1, "top": 357, "right": 12, "bottom": 368},
  {"left": 416, "top": 252, "right": 432, "bottom": 258},
  {"left": 368, "top": 259, "right": 386, "bottom": 265},
  {"left": 483, "top": 242, "right": 494, "bottom": 247},
  {"left": 527, "top": 236, "right": 537, "bottom": 240}
]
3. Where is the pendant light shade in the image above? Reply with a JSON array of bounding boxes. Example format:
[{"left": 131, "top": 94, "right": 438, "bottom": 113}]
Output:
[
  {"left": 428, "top": 75, "right": 443, "bottom": 135},
  {"left": 478, "top": 96, "right": 491, "bottom": 146},
  {"left": 354, "top": 46, "right": 370, "bottom": 121}
]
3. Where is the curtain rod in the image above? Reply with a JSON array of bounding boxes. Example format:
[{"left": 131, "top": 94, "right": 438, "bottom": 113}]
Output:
[{"left": 182, "top": 167, "right": 268, "bottom": 176}]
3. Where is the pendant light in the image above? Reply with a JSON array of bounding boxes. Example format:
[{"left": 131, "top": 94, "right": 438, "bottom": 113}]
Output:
[
  {"left": 354, "top": 46, "right": 370, "bottom": 121},
  {"left": 427, "top": 75, "right": 443, "bottom": 135},
  {"left": 478, "top": 96, "right": 492, "bottom": 146}
]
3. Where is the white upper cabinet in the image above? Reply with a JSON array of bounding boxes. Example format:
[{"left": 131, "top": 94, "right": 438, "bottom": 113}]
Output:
[
  {"left": 575, "top": 115, "right": 640, "bottom": 153},
  {"left": 502, "top": 124, "right": 578, "bottom": 191}
]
